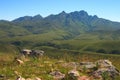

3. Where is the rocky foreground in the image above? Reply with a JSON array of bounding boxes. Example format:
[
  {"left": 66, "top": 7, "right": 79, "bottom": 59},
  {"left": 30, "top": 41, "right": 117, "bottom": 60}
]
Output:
[{"left": 15, "top": 59, "right": 119, "bottom": 80}]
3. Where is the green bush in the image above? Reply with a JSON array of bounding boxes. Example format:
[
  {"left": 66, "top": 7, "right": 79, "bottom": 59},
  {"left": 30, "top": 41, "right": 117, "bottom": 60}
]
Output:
[
  {"left": 96, "top": 49, "right": 106, "bottom": 53},
  {"left": 110, "top": 50, "right": 120, "bottom": 54}
]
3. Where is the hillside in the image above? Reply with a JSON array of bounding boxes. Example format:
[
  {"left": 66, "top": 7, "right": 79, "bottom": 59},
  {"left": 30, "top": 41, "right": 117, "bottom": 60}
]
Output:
[
  {"left": 0, "top": 20, "right": 30, "bottom": 39},
  {"left": 0, "top": 10, "right": 120, "bottom": 54},
  {"left": 0, "top": 10, "right": 120, "bottom": 40}
]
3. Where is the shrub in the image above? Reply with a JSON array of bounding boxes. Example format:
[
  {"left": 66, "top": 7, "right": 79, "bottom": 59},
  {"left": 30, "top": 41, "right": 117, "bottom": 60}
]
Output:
[
  {"left": 110, "top": 50, "right": 120, "bottom": 54},
  {"left": 84, "top": 47, "right": 95, "bottom": 52},
  {"left": 96, "top": 49, "right": 106, "bottom": 53}
]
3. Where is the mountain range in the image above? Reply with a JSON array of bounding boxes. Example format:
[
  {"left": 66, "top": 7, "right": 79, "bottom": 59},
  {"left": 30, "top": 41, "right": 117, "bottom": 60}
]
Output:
[
  {"left": 1, "top": 10, "right": 120, "bottom": 40},
  {"left": 0, "top": 10, "right": 120, "bottom": 54}
]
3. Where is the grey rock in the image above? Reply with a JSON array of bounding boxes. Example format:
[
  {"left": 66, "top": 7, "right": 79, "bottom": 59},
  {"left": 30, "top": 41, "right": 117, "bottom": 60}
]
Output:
[
  {"left": 68, "top": 70, "right": 79, "bottom": 77},
  {"left": 21, "top": 49, "right": 44, "bottom": 57},
  {"left": 50, "top": 70, "right": 65, "bottom": 80},
  {"left": 92, "top": 60, "right": 120, "bottom": 79},
  {"left": 80, "top": 62, "right": 96, "bottom": 69}
]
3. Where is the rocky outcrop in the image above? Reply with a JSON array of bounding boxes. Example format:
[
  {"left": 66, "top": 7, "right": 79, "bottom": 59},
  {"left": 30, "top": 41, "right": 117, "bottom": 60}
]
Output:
[
  {"left": 21, "top": 49, "right": 44, "bottom": 57},
  {"left": 96, "top": 59, "right": 113, "bottom": 68},
  {"left": 65, "top": 59, "right": 119, "bottom": 80},
  {"left": 14, "top": 59, "right": 119, "bottom": 80},
  {"left": 92, "top": 60, "right": 120, "bottom": 79}
]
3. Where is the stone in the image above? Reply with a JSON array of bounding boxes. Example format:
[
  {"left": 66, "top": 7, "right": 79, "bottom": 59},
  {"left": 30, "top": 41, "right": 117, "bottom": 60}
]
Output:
[
  {"left": 21, "top": 49, "right": 44, "bottom": 57},
  {"left": 31, "top": 50, "right": 44, "bottom": 57},
  {"left": 96, "top": 59, "right": 112, "bottom": 68},
  {"left": 16, "top": 76, "right": 25, "bottom": 80},
  {"left": 80, "top": 62, "right": 96, "bottom": 69},
  {"left": 68, "top": 70, "right": 79, "bottom": 77},
  {"left": 15, "top": 59, "right": 24, "bottom": 65},
  {"left": 21, "top": 49, "right": 32, "bottom": 55},
  {"left": 50, "top": 70, "right": 65, "bottom": 80},
  {"left": 92, "top": 59, "right": 120, "bottom": 79},
  {"left": 67, "top": 70, "right": 80, "bottom": 80}
]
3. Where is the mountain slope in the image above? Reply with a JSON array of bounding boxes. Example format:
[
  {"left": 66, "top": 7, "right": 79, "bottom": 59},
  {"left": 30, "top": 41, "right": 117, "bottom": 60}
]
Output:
[
  {"left": 1, "top": 10, "right": 120, "bottom": 54},
  {"left": 0, "top": 20, "right": 30, "bottom": 38},
  {"left": 12, "top": 10, "right": 120, "bottom": 36},
  {"left": 0, "top": 10, "right": 120, "bottom": 41}
]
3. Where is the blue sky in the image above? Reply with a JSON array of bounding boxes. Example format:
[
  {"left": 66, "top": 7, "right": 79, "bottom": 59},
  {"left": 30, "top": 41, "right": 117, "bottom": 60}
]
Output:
[{"left": 0, "top": 0, "right": 120, "bottom": 22}]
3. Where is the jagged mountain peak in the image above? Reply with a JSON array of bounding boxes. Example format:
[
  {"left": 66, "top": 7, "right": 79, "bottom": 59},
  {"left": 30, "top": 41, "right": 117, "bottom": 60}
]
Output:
[
  {"left": 93, "top": 15, "right": 98, "bottom": 18},
  {"left": 59, "top": 11, "right": 67, "bottom": 15},
  {"left": 79, "top": 10, "right": 88, "bottom": 15},
  {"left": 33, "top": 14, "right": 43, "bottom": 21},
  {"left": 70, "top": 10, "right": 88, "bottom": 16},
  {"left": 33, "top": 14, "right": 42, "bottom": 18}
]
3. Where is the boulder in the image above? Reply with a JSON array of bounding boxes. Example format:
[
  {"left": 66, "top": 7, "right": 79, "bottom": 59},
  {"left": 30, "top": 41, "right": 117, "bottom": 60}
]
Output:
[
  {"left": 68, "top": 70, "right": 79, "bottom": 77},
  {"left": 21, "top": 49, "right": 44, "bottom": 57},
  {"left": 80, "top": 62, "right": 96, "bottom": 69},
  {"left": 96, "top": 59, "right": 112, "bottom": 68},
  {"left": 21, "top": 49, "right": 32, "bottom": 55},
  {"left": 66, "top": 70, "right": 79, "bottom": 80},
  {"left": 92, "top": 60, "right": 120, "bottom": 79},
  {"left": 50, "top": 70, "right": 65, "bottom": 80},
  {"left": 31, "top": 50, "right": 44, "bottom": 57},
  {"left": 93, "top": 67, "right": 119, "bottom": 79}
]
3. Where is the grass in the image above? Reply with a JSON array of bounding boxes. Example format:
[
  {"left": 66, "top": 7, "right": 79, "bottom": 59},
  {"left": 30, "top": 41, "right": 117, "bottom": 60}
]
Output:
[
  {"left": 0, "top": 38, "right": 120, "bottom": 79},
  {"left": 0, "top": 48, "right": 120, "bottom": 80}
]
